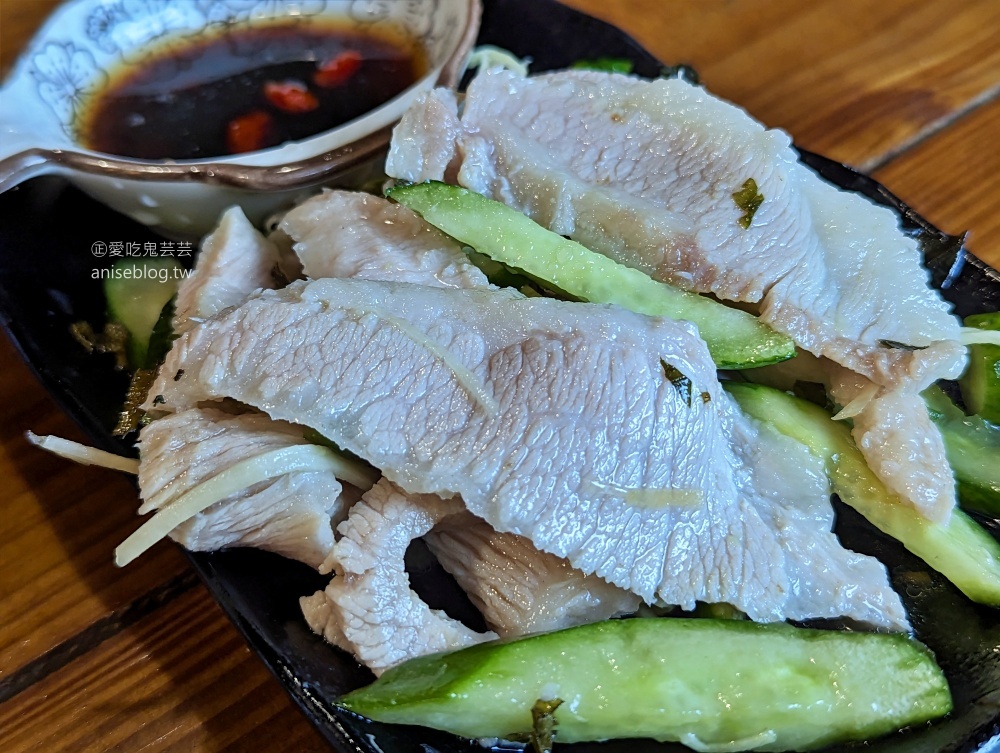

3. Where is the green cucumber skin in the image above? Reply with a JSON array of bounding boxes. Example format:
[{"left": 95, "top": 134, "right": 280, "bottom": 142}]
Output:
[
  {"left": 924, "top": 386, "right": 1000, "bottom": 516},
  {"left": 104, "top": 258, "right": 183, "bottom": 368},
  {"left": 960, "top": 313, "right": 1000, "bottom": 423},
  {"left": 387, "top": 182, "right": 794, "bottom": 370},
  {"left": 341, "top": 618, "right": 950, "bottom": 751},
  {"left": 726, "top": 382, "right": 1000, "bottom": 605}
]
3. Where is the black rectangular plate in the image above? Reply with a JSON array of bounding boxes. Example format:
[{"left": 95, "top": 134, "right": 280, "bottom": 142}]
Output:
[{"left": 2, "top": 1, "right": 1000, "bottom": 751}]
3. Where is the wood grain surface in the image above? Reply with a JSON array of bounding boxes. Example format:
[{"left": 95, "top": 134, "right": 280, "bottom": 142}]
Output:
[
  {"left": 0, "top": 587, "right": 329, "bottom": 752},
  {"left": 1, "top": 0, "right": 999, "bottom": 751},
  {"left": 0, "top": 347, "right": 190, "bottom": 680}
]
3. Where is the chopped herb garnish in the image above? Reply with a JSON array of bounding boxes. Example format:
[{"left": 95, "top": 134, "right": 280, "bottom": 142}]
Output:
[
  {"left": 660, "top": 63, "right": 700, "bottom": 85},
  {"left": 69, "top": 322, "right": 95, "bottom": 353},
  {"left": 112, "top": 299, "right": 178, "bottom": 436},
  {"left": 661, "top": 359, "right": 694, "bottom": 407},
  {"left": 114, "top": 368, "right": 158, "bottom": 436},
  {"left": 70, "top": 320, "right": 130, "bottom": 370},
  {"left": 571, "top": 57, "right": 634, "bottom": 74},
  {"left": 100, "top": 323, "right": 129, "bottom": 370},
  {"left": 144, "top": 298, "right": 178, "bottom": 369},
  {"left": 732, "top": 178, "right": 764, "bottom": 229},
  {"left": 529, "top": 698, "right": 564, "bottom": 753},
  {"left": 878, "top": 339, "right": 928, "bottom": 351}
]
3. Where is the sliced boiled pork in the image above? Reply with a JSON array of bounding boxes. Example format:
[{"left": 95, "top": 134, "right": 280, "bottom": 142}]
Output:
[
  {"left": 385, "top": 68, "right": 964, "bottom": 523},
  {"left": 279, "top": 190, "right": 490, "bottom": 289},
  {"left": 285, "top": 194, "right": 638, "bottom": 661},
  {"left": 172, "top": 206, "right": 282, "bottom": 335},
  {"left": 387, "top": 69, "right": 961, "bottom": 385},
  {"left": 751, "top": 348, "right": 961, "bottom": 524},
  {"left": 426, "top": 513, "right": 641, "bottom": 638},
  {"left": 147, "top": 278, "right": 906, "bottom": 629},
  {"left": 302, "top": 480, "right": 496, "bottom": 675},
  {"left": 303, "top": 478, "right": 639, "bottom": 675},
  {"left": 138, "top": 408, "right": 350, "bottom": 568}
]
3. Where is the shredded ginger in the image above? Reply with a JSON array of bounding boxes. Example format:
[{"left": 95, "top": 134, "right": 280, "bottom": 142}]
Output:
[
  {"left": 356, "top": 307, "right": 499, "bottom": 417},
  {"left": 26, "top": 431, "right": 139, "bottom": 474},
  {"left": 832, "top": 381, "right": 880, "bottom": 421},
  {"left": 585, "top": 478, "right": 704, "bottom": 509},
  {"left": 467, "top": 45, "right": 530, "bottom": 76},
  {"left": 680, "top": 730, "right": 779, "bottom": 753},
  {"left": 115, "top": 444, "right": 379, "bottom": 567},
  {"left": 961, "top": 327, "right": 1000, "bottom": 346}
]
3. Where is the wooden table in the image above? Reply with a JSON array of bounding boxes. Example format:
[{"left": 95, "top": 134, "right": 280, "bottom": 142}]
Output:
[{"left": 2, "top": 0, "right": 999, "bottom": 750}]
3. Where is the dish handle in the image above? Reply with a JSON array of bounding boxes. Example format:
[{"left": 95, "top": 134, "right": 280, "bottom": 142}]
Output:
[
  {"left": 0, "top": 148, "right": 59, "bottom": 192},
  {"left": 0, "top": 85, "right": 61, "bottom": 191}
]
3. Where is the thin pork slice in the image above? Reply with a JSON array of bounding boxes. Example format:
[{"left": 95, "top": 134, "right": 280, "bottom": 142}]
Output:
[
  {"left": 826, "top": 346, "right": 963, "bottom": 523},
  {"left": 301, "top": 479, "right": 496, "bottom": 675},
  {"left": 172, "top": 206, "right": 282, "bottom": 335},
  {"left": 148, "top": 278, "right": 905, "bottom": 628},
  {"left": 752, "top": 348, "right": 961, "bottom": 523},
  {"left": 386, "top": 69, "right": 963, "bottom": 390},
  {"left": 285, "top": 191, "right": 637, "bottom": 641},
  {"left": 280, "top": 190, "right": 490, "bottom": 289},
  {"left": 726, "top": 406, "right": 907, "bottom": 628},
  {"left": 304, "top": 486, "right": 636, "bottom": 675},
  {"left": 301, "top": 480, "right": 640, "bottom": 674},
  {"left": 387, "top": 87, "right": 464, "bottom": 184},
  {"left": 426, "top": 513, "right": 640, "bottom": 637},
  {"left": 848, "top": 388, "right": 954, "bottom": 522},
  {"left": 138, "top": 407, "right": 350, "bottom": 568}
]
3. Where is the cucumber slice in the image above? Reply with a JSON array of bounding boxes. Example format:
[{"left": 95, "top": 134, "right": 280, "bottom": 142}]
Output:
[
  {"left": 104, "top": 258, "right": 184, "bottom": 368},
  {"left": 340, "top": 618, "right": 951, "bottom": 750},
  {"left": 924, "top": 385, "right": 1000, "bottom": 516},
  {"left": 387, "top": 182, "right": 795, "bottom": 370},
  {"left": 960, "top": 312, "right": 1000, "bottom": 423},
  {"left": 726, "top": 381, "right": 1000, "bottom": 605}
]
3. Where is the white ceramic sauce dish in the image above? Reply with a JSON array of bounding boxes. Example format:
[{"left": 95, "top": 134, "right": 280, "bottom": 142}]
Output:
[{"left": 0, "top": 0, "right": 480, "bottom": 235}]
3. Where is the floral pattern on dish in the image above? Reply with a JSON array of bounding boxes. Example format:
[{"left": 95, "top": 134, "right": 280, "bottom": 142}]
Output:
[
  {"left": 84, "top": 0, "right": 206, "bottom": 56},
  {"left": 348, "top": 1, "right": 447, "bottom": 53},
  {"left": 194, "top": 0, "right": 329, "bottom": 25},
  {"left": 29, "top": 42, "right": 106, "bottom": 132},
  {"left": 84, "top": 2, "right": 131, "bottom": 54}
]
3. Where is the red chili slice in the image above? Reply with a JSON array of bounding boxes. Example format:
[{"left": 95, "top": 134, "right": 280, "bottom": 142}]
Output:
[
  {"left": 263, "top": 80, "right": 319, "bottom": 113},
  {"left": 226, "top": 110, "right": 273, "bottom": 154},
  {"left": 313, "top": 50, "right": 362, "bottom": 88}
]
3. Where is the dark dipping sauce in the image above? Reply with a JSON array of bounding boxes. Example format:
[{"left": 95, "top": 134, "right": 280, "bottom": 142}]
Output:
[{"left": 80, "top": 23, "right": 425, "bottom": 160}]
